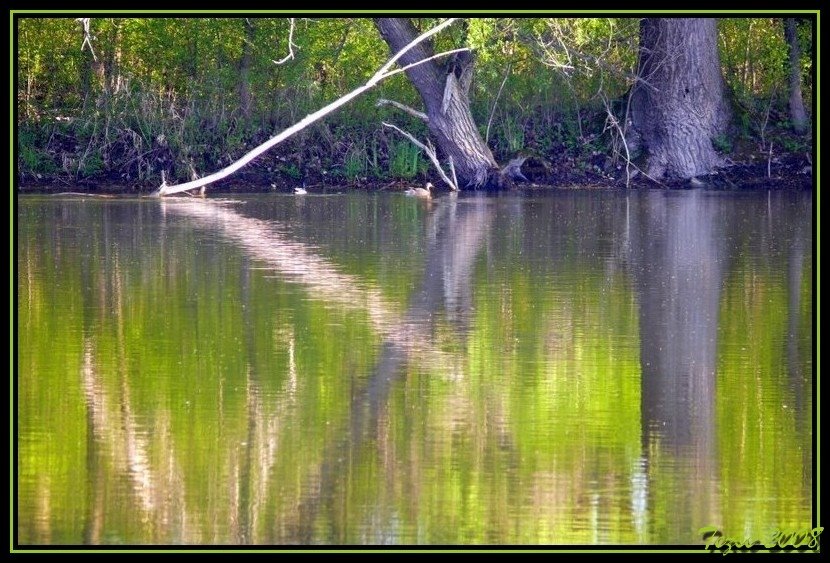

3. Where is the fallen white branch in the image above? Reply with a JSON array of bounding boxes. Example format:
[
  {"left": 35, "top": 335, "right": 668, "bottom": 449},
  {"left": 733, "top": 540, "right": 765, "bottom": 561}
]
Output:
[
  {"left": 376, "top": 98, "right": 428, "bottom": 122},
  {"left": 382, "top": 121, "right": 458, "bottom": 191},
  {"left": 76, "top": 18, "right": 97, "bottom": 61},
  {"left": 601, "top": 94, "right": 666, "bottom": 188},
  {"left": 156, "top": 18, "right": 465, "bottom": 196},
  {"left": 272, "top": 18, "right": 297, "bottom": 65},
  {"left": 601, "top": 94, "right": 632, "bottom": 187}
]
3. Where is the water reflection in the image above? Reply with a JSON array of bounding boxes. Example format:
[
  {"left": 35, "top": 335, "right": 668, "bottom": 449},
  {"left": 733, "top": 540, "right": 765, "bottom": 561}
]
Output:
[
  {"left": 629, "top": 191, "right": 725, "bottom": 537},
  {"left": 295, "top": 196, "right": 493, "bottom": 543},
  {"left": 633, "top": 191, "right": 722, "bottom": 447},
  {"left": 16, "top": 191, "right": 813, "bottom": 545},
  {"left": 162, "top": 199, "right": 452, "bottom": 370},
  {"left": 626, "top": 190, "right": 813, "bottom": 541}
]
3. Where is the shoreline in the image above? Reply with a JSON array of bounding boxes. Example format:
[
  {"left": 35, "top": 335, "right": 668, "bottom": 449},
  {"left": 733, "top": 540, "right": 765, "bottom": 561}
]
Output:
[{"left": 16, "top": 151, "right": 813, "bottom": 196}]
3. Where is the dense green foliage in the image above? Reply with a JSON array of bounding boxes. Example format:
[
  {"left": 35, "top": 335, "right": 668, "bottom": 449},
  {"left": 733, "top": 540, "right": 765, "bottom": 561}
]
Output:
[{"left": 16, "top": 17, "right": 813, "bottom": 186}]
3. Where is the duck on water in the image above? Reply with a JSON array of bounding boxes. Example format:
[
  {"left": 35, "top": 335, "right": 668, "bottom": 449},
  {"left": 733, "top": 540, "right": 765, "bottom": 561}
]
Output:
[{"left": 405, "top": 182, "right": 434, "bottom": 199}]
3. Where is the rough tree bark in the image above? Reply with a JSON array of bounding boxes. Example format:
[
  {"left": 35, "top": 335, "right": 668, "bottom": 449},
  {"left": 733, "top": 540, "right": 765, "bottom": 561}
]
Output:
[
  {"left": 375, "top": 18, "right": 505, "bottom": 189},
  {"left": 630, "top": 18, "right": 731, "bottom": 180},
  {"left": 784, "top": 18, "right": 809, "bottom": 134}
]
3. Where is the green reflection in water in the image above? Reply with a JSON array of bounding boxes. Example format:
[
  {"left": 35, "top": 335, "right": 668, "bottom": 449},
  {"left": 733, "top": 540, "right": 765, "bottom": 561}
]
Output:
[
  {"left": 715, "top": 219, "right": 813, "bottom": 537},
  {"left": 16, "top": 192, "right": 813, "bottom": 546}
]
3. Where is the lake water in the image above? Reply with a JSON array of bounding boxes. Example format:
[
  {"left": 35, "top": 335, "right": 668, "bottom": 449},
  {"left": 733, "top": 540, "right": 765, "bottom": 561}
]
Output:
[{"left": 16, "top": 189, "right": 813, "bottom": 546}]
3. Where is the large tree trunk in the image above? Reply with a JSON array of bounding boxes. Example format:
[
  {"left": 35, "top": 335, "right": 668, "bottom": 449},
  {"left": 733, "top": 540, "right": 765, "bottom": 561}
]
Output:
[
  {"left": 630, "top": 18, "right": 731, "bottom": 180},
  {"left": 375, "top": 18, "right": 503, "bottom": 189},
  {"left": 784, "top": 18, "right": 809, "bottom": 134}
]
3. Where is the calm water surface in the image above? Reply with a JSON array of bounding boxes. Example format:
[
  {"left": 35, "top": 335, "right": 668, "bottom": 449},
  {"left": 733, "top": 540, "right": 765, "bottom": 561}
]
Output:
[{"left": 17, "top": 190, "right": 813, "bottom": 545}]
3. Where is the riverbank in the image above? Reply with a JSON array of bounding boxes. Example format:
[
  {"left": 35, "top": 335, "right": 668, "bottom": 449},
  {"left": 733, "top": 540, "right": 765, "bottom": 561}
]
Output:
[{"left": 17, "top": 149, "right": 813, "bottom": 195}]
